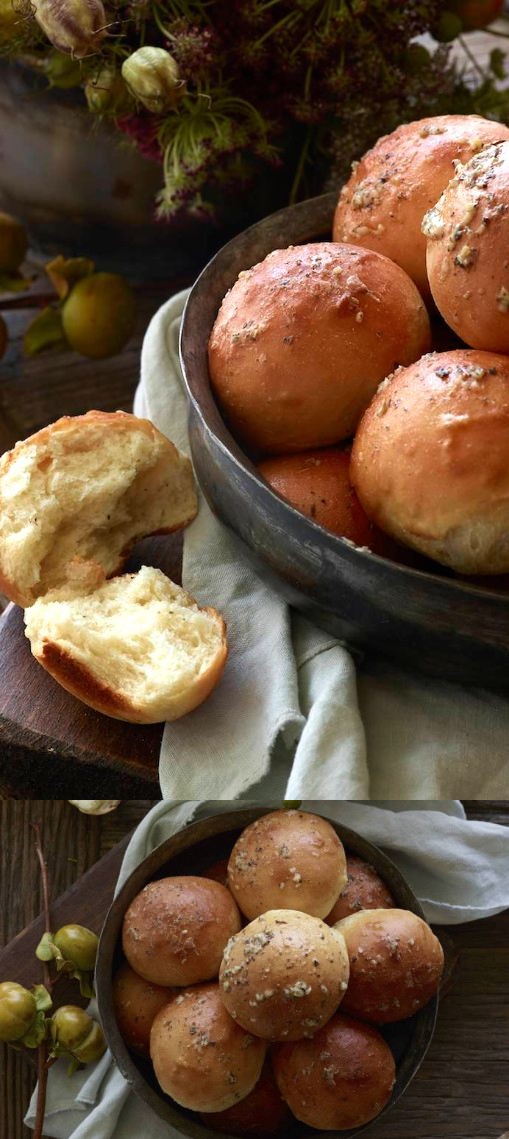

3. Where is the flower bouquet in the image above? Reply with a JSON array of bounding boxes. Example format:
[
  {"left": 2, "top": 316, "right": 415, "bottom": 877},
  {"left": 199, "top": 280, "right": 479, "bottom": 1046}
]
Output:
[{"left": 0, "top": 0, "right": 508, "bottom": 225}]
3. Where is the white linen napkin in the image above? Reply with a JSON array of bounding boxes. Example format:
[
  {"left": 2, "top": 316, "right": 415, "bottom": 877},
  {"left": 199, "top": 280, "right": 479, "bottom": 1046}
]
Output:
[
  {"left": 133, "top": 292, "right": 509, "bottom": 799},
  {"left": 25, "top": 799, "right": 509, "bottom": 1139}
]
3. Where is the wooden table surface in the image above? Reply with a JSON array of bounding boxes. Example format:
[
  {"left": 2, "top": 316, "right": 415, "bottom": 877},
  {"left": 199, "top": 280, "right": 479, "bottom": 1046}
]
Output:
[
  {"left": 0, "top": 265, "right": 192, "bottom": 795},
  {"left": 0, "top": 800, "right": 508, "bottom": 1139}
]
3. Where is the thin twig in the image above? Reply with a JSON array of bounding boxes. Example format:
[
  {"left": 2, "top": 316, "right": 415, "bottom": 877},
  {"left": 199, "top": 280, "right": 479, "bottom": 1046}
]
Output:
[{"left": 31, "top": 823, "right": 52, "bottom": 1139}]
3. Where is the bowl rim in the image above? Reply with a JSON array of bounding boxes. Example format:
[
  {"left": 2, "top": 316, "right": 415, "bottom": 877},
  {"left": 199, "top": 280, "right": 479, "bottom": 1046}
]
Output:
[
  {"left": 96, "top": 805, "right": 439, "bottom": 1139},
  {"left": 179, "top": 190, "right": 509, "bottom": 606}
]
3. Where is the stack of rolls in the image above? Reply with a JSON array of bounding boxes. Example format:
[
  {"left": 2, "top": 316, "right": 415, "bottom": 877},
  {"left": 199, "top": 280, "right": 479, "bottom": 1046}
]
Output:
[
  {"left": 112, "top": 808, "right": 444, "bottom": 1134},
  {"left": 208, "top": 113, "right": 509, "bottom": 580}
]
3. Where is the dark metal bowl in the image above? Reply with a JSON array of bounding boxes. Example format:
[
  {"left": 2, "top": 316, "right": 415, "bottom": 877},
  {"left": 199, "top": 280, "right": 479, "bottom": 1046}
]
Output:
[
  {"left": 97, "top": 807, "right": 438, "bottom": 1139},
  {"left": 179, "top": 191, "right": 509, "bottom": 690}
]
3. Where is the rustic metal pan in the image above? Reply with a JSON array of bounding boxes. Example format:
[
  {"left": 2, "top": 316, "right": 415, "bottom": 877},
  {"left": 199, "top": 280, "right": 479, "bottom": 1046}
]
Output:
[
  {"left": 179, "top": 191, "right": 509, "bottom": 689},
  {"left": 96, "top": 807, "right": 438, "bottom": 1139}
]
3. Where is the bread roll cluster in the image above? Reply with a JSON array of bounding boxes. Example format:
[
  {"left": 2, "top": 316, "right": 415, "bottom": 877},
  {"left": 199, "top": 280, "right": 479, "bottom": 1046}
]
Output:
[
  {"left": 0, "top": 411, "right": 227, "bottom": 721},
  {"left": 113, "top": 809, "right": 443, "bottom": 1134},
  {"left": 209, "top": 113, "right": 509, "bottom": 576}
]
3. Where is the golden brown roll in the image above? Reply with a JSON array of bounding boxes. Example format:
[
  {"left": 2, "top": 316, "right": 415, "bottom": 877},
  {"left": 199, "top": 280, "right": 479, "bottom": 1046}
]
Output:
[
  {"left": 334, "top": 114, "right": 509, "bottom": 296},
  {"left": 150, "top": 983, "right": 267, "bottom": 1112},
  {"left": 219, "top": 909, "right": 350, "bottom": 1041},
  {"left": 112, "top": 961, "right": 174, "bottom": 1058},
  {"left": 423, "top": 139, "right": 509, "bottom": 351},
  {"left": 227, "top": 809, "right": 347, "bottom": 920},
  {"left": 208, "top": 242, "right": 430, "bottom": 454},
  {"left": 351, "top": 348, "right": 509, "bottom": 574},
  {"left": 272, "top": 1011, "right": 396, "bottom": 1130},
  {"left": 122, "top": 876, "right": 242, "bottom": 986},
  {"left": 335, "top": 908, "right": 444, "bottom": 1023},
  {"left": 200, "top": 1060, "right": 293, "bottom": 1136},
  {"left": 257, "top": 448, "right": 403, "bottom": 555},
  {"left": 325, "top": 855, "right": 395, "bottom": 925}
]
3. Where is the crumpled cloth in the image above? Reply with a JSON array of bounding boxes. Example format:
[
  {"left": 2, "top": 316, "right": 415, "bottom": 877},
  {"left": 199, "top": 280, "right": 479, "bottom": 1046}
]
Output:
[
  {"left": 132, "top": 291, "right": 509, "bottom": 798},
  {"left": 26, "top": 798, "right": 509, "bottom": 1138}
]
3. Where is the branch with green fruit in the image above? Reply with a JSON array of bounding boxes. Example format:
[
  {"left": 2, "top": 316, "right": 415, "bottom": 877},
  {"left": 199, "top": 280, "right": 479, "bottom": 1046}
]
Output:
[
  {"left": 0, "top": 825, "right": 106, "bottom": 1139},
  {"left": 0, "top": 209, "right": 136, "bottom": 362}
]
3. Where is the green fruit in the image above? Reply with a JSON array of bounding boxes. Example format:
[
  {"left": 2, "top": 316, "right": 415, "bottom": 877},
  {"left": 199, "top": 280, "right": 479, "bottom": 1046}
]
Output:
[
  {"left": 53, "top": 924, "right": 99, "bottom": 972},
  {"left": 0, "top": 212, "right": 27, "bottom": 273},
  {"left": 434, "top": 11, "right": 464, "bottom": 40},
  {"left": 85, "top": 65, "right": 132, "bottom": 114},
  {"left": 403, "top": 44, "right": 431, "bottom": 75},
  {"left": 50, "top": 1005, "right": 106, "bottom": 1063},
  {"left": 61, "top": 272, "right": 136, "bottom": 358},
  {"left": 0, "top": 982, "right": 37, "bottom": 1043}
]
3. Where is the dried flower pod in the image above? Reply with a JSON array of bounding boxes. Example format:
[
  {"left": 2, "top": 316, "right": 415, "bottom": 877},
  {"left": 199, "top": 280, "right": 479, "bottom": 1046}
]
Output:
[
  {"left": 121, "top": 46, "right": 183, "bottom": 113},
  {"left": 32, "top": 0, "right": 107, "bottom": 58},
  {"left": 68, "top": 799, "right": 121, "bottom": 814},
  {"left": 85, "top": 64, "right": 132, "bottom": 114}
]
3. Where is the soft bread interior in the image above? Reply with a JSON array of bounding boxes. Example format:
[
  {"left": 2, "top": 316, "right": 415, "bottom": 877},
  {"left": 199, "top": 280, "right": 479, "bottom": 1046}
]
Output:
[
  {"left": 24, "top": 566, "right": 227, "bottom": 723},
  {"left": 0, "top": 413, "right": 197, "bottom": 605}
]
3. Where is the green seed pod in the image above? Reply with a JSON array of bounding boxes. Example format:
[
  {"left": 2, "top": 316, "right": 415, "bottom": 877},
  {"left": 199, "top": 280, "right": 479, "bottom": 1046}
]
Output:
[
  {"left": 61, "top": 272, "right": 136, "bottom": 358},
  {"left": 44, "top": 49, "right": 83, "bottom": 89},
  {"left": 121, "top": 46, "right": 183, "bottom": 114},
  {"left": 50, "top": 1005, "right": 106, "bottom": 1064},
  {"left": 0, "top": 982, "right": 37, "bottom": 1043},
  {"left": 0, "top": 211, "right": 27, "bottom": 273},
  {"left": 53, "top": 925, "right": 99, "bottom": 972},
  {"left": 85, "top": 65, "right": 132, "bottom": 114},
  {"left": 32, "top": 0, "right": 106, "bottom": 58}
]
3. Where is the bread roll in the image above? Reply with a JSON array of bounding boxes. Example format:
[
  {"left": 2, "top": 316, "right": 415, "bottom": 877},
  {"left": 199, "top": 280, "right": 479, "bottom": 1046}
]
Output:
[
  {"left": 208, "top": 242, "right": 430, "bottom": 454},
  {"left": 334, "top": 114, "right": 509, "bottom": 296},
  {"left": 24, "top": 565, "right": 227, "bottom": 723},
  {"left": 257, "top": 448, "right": 402, "bottom": 555},
  {"left": 200, "top": 1060, "right": 293, "bottom": 1136},
  {"left": 0, "top": 410, "right": 197, "bottom": 608},
  {"left": 219, "top": 909, "right": 349, "bottom": 1041},
  {"left": 227, "top": 809, "right": 347, "bottom": 920},
  {"left": 122, "top": 876, "right": 242, "bottom": 986},
  {"left": 424, "top": 139, "right": 509, "bottom": 351},
  {"left": 112, "top": 962, "right": 174, "bottom": 1058},
  {"left": 150, "top": 983, "right": 266, "bottom": 1112},
  {"left": 272, "top": 1011, "right": 395, "bottom": 1130},
  {"left": 335, "top": 908, "right": 444, "bottom": 1022},
  {"left": 325, "top": 855, "right": 395, "bottom": 925},
  {"left": 351, "top": 348, "right": 509, "bottom": 574}
]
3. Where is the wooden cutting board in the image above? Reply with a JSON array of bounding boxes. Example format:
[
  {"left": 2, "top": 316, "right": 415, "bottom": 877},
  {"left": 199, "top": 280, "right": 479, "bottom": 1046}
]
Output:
[{"left": 0, "top": 535, "right": 184, "bottom": 797}]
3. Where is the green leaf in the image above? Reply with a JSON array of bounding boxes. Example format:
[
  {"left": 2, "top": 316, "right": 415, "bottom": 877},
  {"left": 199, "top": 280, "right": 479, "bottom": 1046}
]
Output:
[
  {"left": 35, "top": 932, "right": 58, "bottom": 962},
  {"left": 490, "top": 48, "right": 506, "bottom": 81},
  {"left": 32, "top": 984, "right": 53, "bottom": 1013},
  {"left": 45, "top": 255, "right": 95, "bottom": 300},
  {"left": 77, "top": 970, "right": 96, "bottom": 1000},
  {"left": 24, "top": 307, "right": 67, "bottom": 356},
  {"left": 20, "top": 1009, "right": 48, "bottom": 1049}
]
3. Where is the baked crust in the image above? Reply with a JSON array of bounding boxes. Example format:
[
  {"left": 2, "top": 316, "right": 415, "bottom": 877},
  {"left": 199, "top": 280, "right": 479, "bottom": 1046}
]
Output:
[
  {"left": 208, "top": 242, "right": 430, "bottom": 455},
  {"left": 334, "top": 114, "right": 509, "bottom": 296}
]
